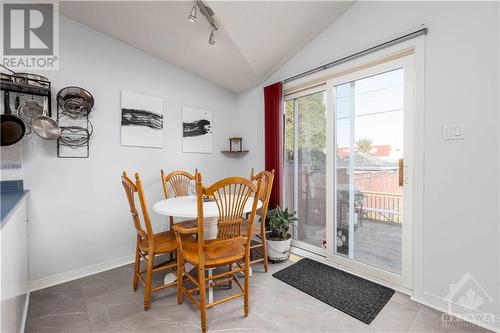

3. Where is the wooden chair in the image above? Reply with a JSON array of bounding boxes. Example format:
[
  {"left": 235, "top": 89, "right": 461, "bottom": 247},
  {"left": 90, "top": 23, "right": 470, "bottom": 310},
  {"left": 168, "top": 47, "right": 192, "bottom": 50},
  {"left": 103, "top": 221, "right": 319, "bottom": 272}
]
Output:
[
  {"left": 243, "top": 169, "right": 275, "bottom": 272},
  {"left": 160, "top": 169, "right": 196, "bottom": 230},
  {"left": 174, "top": 172, "right": 262, "bottom": 333},
  {"left": 121, "top": 171, "right": 179, "bottom": 310}
]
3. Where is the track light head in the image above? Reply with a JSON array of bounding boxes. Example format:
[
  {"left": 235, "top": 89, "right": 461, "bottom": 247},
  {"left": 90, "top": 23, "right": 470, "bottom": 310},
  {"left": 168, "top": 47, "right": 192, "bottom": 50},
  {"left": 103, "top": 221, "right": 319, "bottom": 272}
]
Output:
[
  {"left": 188, "top": 1, "right": 197, "bottom": 23},
  {"left": 208, "top": 27, "right": 215, "bottom": 45}
]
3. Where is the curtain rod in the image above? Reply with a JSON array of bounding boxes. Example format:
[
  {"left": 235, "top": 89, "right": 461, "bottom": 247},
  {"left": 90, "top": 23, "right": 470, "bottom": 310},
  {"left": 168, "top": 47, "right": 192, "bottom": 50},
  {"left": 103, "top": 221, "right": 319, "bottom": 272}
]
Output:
[{"left": 283, "top": 25, "right": 428, "bottom": 84}]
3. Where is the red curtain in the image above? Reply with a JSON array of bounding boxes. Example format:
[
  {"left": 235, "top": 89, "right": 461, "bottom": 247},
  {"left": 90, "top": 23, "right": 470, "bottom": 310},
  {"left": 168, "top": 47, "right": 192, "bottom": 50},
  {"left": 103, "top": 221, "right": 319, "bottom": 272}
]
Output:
[{"left": 264, "top": 82, "right": 283, "bottom": 209}]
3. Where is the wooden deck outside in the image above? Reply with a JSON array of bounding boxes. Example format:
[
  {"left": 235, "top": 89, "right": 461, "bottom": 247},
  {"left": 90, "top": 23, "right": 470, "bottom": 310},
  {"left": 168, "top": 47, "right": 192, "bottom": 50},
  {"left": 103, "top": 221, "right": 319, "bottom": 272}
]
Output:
[{"left": 297, "top": 219, "right": 402, "bottom": 274}]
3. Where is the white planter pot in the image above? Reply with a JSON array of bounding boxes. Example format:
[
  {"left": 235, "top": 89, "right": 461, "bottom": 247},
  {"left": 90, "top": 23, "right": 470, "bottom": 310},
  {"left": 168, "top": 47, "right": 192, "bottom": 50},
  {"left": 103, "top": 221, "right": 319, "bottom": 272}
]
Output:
[{"left": 266, "top": 237, "right": 292, "bottom": 261}]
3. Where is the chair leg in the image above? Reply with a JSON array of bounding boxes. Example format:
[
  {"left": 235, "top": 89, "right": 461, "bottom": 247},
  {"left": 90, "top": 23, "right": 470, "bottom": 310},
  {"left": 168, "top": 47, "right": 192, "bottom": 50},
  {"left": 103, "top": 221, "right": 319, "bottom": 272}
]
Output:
[
  {"left": 244, "top": 256, "right": 250, "bottom": 317},
  {"left": 249, "top": 239, "right": 254, "bottom": 261},
  {"left": 144, "top": 252, "right": 154, "bottom": 310},
  {"left": 133, "top": 244, "right": 140, "bottom": 291},
  {"left": 198, "top": 266, "right": 207, "bottom": 333},
  {"left": 228, "top": 264, "right": 233, "bottom": 289},
  {"left": 177, "top": 250, "right": 183, "bottom": 305},
  {"left": 261, "top": 229, "right": 269, "bottom": 273}
]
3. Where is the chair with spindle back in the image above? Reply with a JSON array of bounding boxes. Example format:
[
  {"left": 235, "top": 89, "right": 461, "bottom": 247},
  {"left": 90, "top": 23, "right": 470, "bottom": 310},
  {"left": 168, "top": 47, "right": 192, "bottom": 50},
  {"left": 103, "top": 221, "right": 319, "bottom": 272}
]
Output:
[
  {"left": 243, "top": 168, "right": 275, "bottom": 272},
  {"left": 160, "top": 169, "right": 197, "bottom": 230},
  {"left": 121, "top": 171, "right": 179, "bottom": 310},
  {"left": 174, "top": 172, "right": 262, "bottom": 333}
]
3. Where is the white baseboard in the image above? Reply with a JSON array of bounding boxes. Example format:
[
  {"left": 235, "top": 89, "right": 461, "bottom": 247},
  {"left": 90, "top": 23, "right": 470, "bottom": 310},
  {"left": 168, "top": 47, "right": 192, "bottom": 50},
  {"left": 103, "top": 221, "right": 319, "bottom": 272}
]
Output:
[
  {"left": 29, "top": 254, "right": 135, "bottom": 292},
  {"left": 412, "top": 293, "right": 500, "bottom": 333},
  {"left": 20, "top": 291, "right": 30, "bottom": 333}
]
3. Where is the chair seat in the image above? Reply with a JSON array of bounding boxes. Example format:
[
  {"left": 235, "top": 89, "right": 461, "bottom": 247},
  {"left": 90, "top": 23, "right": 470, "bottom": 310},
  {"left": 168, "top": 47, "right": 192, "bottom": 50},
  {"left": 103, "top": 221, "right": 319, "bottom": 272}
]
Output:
[
  {"left": 173, "top": 219, "right": 198, "bottom": 233},
  {"left": 139, "top": 231, "right": 177, "bottom": 254},
  {"left": 182, "top": 238, "right": 246, "bottom": 268}
]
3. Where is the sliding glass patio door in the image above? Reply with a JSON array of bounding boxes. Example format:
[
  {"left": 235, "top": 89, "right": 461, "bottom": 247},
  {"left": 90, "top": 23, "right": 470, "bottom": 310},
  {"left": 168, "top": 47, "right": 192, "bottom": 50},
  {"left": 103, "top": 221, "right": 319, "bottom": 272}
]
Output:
[
  {"left": 285, "top": 53, "right": 415, "bottom": 289},
  {"left": 326, "top": 55, "right": 415, "bottom": 288},
  {"left": 284, "top": 89, "right": 327, "bottom": 254}
]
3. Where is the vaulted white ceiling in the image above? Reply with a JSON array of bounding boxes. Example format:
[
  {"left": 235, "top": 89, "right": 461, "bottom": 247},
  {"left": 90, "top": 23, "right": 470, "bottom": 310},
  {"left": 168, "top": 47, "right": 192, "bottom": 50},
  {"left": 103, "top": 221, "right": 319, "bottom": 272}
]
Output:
[{"left": 60, "top": 1, "right": 353, "bottom": 93}]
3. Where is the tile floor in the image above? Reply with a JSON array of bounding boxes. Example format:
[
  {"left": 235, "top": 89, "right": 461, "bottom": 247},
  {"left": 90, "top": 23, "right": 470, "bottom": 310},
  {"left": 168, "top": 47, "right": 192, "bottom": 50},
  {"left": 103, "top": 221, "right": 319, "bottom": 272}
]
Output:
[{"left": 25, "top": 258, "right": 491, "bottom": 333}]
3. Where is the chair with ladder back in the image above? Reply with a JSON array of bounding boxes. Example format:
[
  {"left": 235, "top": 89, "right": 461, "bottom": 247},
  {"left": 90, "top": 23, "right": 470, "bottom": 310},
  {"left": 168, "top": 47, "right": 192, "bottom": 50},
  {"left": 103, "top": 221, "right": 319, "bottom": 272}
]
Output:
[
  {"left": 174, "top": 172, "right": 262, "bottom": 333},
  {"left": 121, "top": 171, "right": 181, "bottom": 310}
]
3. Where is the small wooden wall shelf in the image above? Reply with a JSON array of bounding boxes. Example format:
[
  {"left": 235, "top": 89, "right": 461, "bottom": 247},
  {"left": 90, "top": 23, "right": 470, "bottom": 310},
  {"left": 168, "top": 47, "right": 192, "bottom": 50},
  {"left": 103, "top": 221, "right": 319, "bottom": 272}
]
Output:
[{"left": 221, "top": 137, "right": 248, "bottom": 156}]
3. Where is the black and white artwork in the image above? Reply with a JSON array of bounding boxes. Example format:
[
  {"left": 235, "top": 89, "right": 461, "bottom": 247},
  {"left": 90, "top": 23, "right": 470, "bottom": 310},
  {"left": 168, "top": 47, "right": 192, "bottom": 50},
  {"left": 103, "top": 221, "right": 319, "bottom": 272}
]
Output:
[
  {"left": 121, "top": 91, "right": 164, "bottom": 148},
  {"left": 182, "top": 106, "right": 213, "bottom": 153}
]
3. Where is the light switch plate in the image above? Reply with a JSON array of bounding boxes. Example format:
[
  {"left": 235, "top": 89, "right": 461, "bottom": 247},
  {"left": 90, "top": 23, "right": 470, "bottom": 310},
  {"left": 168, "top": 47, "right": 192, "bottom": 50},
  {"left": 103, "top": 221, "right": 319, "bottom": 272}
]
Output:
[{"left": 443, "top": 124, "right": 464, "bottom": 140}]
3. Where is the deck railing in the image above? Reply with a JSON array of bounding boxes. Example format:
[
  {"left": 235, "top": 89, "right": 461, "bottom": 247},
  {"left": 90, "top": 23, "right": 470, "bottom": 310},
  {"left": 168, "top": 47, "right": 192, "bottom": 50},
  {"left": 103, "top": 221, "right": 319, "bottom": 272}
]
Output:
[{"left": 361, "top": 191, "right": 403, "bottom": 224}]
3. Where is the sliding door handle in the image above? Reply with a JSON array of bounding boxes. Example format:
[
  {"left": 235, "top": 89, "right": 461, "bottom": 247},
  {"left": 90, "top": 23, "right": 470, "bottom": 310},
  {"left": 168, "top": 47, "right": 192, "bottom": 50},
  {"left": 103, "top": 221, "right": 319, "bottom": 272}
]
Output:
[{"left": 398, "top": 158, "right": 404, "bottom": 187}]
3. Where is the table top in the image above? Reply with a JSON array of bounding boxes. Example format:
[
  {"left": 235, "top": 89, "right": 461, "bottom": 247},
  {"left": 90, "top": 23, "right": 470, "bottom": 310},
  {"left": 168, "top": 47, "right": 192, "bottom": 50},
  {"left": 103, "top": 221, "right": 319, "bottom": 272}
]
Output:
[{"left": 153, "top": 195, "right": 262, "bottom": 218}]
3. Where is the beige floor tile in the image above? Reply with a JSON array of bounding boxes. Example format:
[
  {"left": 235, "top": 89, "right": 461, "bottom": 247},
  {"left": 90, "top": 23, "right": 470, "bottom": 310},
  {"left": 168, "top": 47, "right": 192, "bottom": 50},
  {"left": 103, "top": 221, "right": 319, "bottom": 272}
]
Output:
[{"left": 26, "top": 260, "right": 495, "bottom": 333}]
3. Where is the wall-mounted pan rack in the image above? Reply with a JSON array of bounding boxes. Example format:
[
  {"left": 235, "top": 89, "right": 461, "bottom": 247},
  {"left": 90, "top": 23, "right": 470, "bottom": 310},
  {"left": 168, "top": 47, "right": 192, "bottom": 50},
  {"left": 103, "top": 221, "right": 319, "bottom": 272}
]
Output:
[{"left": 1, "top": 74, "right": 52, "bottom": 117}]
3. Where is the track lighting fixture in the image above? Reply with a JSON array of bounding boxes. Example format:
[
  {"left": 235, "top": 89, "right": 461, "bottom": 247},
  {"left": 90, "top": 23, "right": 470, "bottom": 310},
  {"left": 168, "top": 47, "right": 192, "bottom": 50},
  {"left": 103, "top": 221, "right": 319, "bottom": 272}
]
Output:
[
  {"left": 188, "top": 0, "right": 197, "bottom": 23},
  {"left": 208, "top": 27, "right": 215, "bottom": 45},
  {"left": 187, "top": 0, "right": 218, "bottom": 46}
]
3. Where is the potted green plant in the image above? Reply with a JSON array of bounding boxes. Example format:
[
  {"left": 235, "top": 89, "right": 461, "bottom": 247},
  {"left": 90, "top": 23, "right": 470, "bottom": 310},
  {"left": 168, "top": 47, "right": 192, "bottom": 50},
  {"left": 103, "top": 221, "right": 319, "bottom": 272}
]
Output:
[{"left": 265, "top": 207, "right": 298, "bottom": 262}]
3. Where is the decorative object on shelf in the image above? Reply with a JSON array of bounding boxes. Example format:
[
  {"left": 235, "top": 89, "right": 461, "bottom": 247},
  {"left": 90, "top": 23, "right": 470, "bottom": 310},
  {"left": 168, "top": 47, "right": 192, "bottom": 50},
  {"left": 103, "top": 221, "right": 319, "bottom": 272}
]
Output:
[
  {"left": 120, "top": 91, "right": 163, "bottom": 148},
  {"left": 57, "top": 86, "right": 94, "bottom": 158},
  {"left": 265, "top": 207, "right": 297, "bottom": 262},
  {"left": 182, "top": 106, "right": 212, "bottom": 153},
  {"left": 229, "top": 137, "right": 242, "bottom": 151},
  {"left": 220, "top": 137, "right": 249, "bottom": 155}
]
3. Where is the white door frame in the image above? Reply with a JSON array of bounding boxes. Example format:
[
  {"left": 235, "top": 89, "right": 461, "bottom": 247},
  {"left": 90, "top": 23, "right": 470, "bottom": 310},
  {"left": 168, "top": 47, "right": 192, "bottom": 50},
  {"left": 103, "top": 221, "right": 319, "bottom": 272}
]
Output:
[
  {"left": 287, "top": 37, "right": 425, "bottom": 294},
  {"left": 325, "top": 53, "right": 416, "bottom": 290}
]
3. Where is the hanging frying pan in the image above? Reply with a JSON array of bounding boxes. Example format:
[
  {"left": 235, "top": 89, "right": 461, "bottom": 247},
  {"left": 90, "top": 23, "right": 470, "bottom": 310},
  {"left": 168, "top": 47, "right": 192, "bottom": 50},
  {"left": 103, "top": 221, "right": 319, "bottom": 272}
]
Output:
[
  {"left": 1, "top": 91, "right": 26, "bottom": 146},
  {"left": 31, "top": 98, "right": 61, "bottom": 140},
  {"left": 31, "top": 116, "right": 61, "bottom": 140}
]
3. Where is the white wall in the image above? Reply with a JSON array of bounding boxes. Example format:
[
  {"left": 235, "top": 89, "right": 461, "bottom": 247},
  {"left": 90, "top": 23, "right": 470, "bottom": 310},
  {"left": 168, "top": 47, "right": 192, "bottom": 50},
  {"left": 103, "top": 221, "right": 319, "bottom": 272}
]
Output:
[
  {"left": 238, "top": 1, "right": 500, "bottom": 324},
  {"left": 24, "top": 16, "right": 253, "bottom": 282},
  {"left": 235, "top": 87, "right": 265, "bottom": 171}
]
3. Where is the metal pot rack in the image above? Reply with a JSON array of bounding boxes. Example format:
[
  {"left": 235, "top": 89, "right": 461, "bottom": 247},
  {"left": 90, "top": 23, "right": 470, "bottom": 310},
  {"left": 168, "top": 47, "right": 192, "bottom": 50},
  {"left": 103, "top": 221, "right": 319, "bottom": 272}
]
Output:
[{"left": 0, "top": 73, "right": 52, "bottom": 117}]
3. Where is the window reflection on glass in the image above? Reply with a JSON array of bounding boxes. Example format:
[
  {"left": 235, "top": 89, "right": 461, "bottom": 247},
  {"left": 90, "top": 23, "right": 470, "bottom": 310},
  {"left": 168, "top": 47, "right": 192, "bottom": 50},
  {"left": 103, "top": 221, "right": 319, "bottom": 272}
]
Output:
[
  {"left": 284, "top": 91, "right": 327, "bottom": 249},
  {"left": 334, "top": 68, "right": 404, "bottom": 275}
]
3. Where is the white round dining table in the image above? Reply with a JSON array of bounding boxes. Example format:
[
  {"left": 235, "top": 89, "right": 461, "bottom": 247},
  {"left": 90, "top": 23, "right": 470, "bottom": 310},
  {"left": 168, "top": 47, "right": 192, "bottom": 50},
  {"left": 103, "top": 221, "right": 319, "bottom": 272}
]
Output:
[
  {"left": 153, "top": 195, "right": 262, "bottom": 239},
  {"left": 152, "top": 195, "right": 262, "bottom": 303},
  {"left": 153, "top": 195, "right": 262, "bottom": 217}
]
